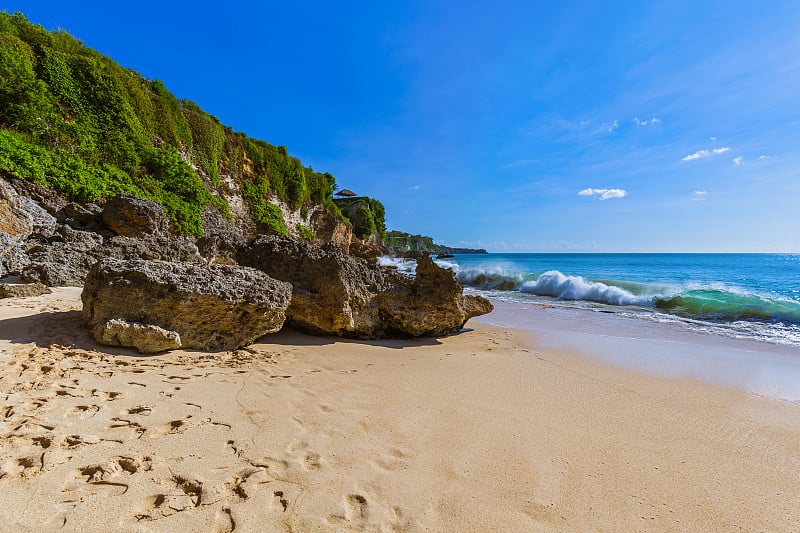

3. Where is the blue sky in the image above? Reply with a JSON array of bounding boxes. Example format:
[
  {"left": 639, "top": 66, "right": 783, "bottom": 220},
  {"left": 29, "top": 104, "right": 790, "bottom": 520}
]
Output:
[{"left": 6, "top": 1, "right": 800, "bottom": 251}]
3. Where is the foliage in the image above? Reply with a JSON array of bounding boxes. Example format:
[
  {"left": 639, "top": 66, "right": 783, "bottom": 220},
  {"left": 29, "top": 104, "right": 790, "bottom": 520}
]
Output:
[
  {"left": 257, "top": 202, "right": 288, "bottom": 236},
  {"left": 333, "top": 197, "right": 386, "bottom": 240},
  {"left": 295, "top": 223, "right": 315, "bottom": 241},
  {"left": 0, "top": 11, "right": 354, "bottom": 236},
  {"left": 384, "top": 231, "right": 438, "bottom": 252},
  {"left": 355, "top": 204, "right": 376, "bottom": 239}
]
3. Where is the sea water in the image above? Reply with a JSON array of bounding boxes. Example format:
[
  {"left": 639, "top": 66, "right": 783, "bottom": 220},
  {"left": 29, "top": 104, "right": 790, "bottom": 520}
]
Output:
[{"left": 380, "top": 254, "right": 800, "bottom": 347}]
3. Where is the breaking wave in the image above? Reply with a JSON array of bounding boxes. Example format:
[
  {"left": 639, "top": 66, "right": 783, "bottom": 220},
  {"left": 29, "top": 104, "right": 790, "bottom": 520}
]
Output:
[{"left": 455, "top": 267, "right": 800, "bottom": 326}]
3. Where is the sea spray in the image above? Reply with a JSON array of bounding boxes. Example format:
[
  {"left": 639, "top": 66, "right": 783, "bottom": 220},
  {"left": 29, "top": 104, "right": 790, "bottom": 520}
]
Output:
[{"left": 520, "top": 270, "right": 653, "bottom": 306}]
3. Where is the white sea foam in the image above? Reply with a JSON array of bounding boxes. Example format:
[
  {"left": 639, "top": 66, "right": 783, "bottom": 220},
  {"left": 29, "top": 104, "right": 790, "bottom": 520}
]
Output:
[
  {"left": 520, "top": 270, "right": 653, "bottom": 306},
  {"left": 377, "top": 256, "right": 417, "bottom": 274}
]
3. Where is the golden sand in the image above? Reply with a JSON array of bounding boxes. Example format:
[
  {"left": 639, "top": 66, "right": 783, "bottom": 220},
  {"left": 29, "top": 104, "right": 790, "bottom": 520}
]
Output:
[{"left": 1, "top": 288, "right": 799, "bottom": 531}]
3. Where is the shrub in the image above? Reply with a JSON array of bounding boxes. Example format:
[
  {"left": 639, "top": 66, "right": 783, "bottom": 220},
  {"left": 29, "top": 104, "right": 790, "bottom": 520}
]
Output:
[{"left": 296, "top": 223, "right": 315, "bottom": 241}]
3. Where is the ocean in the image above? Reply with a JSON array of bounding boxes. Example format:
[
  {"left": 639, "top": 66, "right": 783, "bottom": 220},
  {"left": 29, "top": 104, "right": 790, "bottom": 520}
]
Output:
[{"left": 380, "top": 253, "right": 800, "bottom": 347}]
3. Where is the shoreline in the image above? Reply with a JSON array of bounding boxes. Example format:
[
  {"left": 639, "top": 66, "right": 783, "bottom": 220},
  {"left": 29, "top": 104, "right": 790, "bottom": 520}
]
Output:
[
  {"left": 2, "top": 288, "right": 799, "bottom": 531},
  {"left": 480, "top": 298, "right": 800, "bottom": 402}
]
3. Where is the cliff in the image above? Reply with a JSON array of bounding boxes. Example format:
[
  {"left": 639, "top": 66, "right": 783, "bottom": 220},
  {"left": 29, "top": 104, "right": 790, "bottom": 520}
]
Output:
[{"left": 0, "top": 12, "right": 364, "bottom": 247}]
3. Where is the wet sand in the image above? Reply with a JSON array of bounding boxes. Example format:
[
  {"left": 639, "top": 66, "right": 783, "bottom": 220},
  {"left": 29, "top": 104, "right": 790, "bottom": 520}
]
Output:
[{"left": 1, "top": 288, "right": 799, "bottom": 531}]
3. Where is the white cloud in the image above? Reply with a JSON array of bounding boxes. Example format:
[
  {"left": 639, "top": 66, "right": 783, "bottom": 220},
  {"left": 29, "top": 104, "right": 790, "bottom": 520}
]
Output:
[
  {"left": 579, "top": 188, "right": 628, "bottom": 200},
  {"left": 709, "top": 136, "right": 718, "bottom": 141},
  {"left": 759, "top": 154, "right": 770, "bottom": 160},
  {"left": 733, "top": 156, "right": 744, "bottom": 165},
  {"left": 633, "top": 117, "right": 662, "bottom": 126},
  {"left": 694, "top": 190, "right": 707, "bottom": 201},
  {"left": 410, "top": 185, "right": 422, "bottom": 191},
  {"left": 603, "top": 120, "right": 619, "bottom": 132},
  {"left": 681, "top": 146, "right": 731, "bottom": 161},
  {"left": 694, "top": 190, "right": 707, "bottom": 195}
]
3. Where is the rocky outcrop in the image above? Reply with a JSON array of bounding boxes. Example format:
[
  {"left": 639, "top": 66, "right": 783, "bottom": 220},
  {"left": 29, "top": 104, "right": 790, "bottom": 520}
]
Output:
[
  {"left": 19, "top": 228, "right": 201, "bottom": 287},
  {"left": 196, "top": 231, "right": 246, "bottom": 265},
  {"left": 309, "top": 207, "right": 352, "bottom": 253},
  {"left": 102, "top": 194, "right": 170, "bottom": 237},
  {"left": 1, "top": 177, "right": 57, "bottom": 277},
  {"left": 376, "top": 256, "right": 494, "bottom": 336},
  {"left": 238, "top": 236, "right": 492, "bottom": 338},
  {"left": 82, "top": 258, "right": 292, "bottom": 352},
  {"left": 20, "top": 226, "right": 105, "bottom": 286},
  {"left": 348, "top": 240, "right": 387, "bottom": 261},
  {"left": 238, "top": 236, "right": 387, "bottom": 336}
]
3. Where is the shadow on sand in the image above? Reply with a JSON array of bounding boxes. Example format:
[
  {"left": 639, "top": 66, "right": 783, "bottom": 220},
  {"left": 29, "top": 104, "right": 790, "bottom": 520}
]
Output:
[{"left": 0, "top": 309, "right": 450, "bottom": 356}]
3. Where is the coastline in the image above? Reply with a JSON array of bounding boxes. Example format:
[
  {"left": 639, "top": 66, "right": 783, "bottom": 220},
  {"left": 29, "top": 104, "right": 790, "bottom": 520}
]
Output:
[{"left": 2, "top": 288, "right": 799, "bottom": 531}]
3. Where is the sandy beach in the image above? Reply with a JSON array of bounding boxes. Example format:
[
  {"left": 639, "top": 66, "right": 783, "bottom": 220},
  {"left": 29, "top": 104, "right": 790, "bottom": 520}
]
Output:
[{"left": 2, "top": 288, "right": 800, "bottom": 532}]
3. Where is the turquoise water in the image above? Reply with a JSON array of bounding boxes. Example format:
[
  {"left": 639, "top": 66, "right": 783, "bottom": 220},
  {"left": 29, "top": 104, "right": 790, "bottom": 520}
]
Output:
[{"left": 383, "top": 254, "right": 800, "bottom": 346}]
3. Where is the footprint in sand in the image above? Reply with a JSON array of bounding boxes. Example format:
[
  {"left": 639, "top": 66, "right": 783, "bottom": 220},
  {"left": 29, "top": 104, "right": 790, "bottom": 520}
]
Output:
[
  {"left": 66, "top": 404, "right": 100, "bottom": 418},
  {"left": 302, "top": 452, "right": 323, "bottom": 471},
  {"left": 1, "top": 454, "right": 43, "bottom": 479},
  {"left": 372, "top": 447, "right": 410, "bottom": 472}
]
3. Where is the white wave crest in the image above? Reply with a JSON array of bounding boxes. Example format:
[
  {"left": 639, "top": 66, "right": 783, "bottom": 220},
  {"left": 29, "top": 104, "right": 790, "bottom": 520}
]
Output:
[
  {"left": 456, "top": 267, "right": 525, "bottom": 290},
  {"left": 521, "top": 270, "right": 652, "bottom": 306},
  {"left": 377, "top": 256, "right": 417, "bottom": 274},
  {"left": 434, "top": 259, "right": 459, "bottom": 271}
]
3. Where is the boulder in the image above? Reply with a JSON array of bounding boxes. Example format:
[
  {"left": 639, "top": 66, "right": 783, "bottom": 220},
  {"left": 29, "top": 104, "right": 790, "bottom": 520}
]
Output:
[
  {"left": 95, "top": 319, "right": 181, "bottom": 354},
  {"left": 59, "top": 202, "right": 105, "bottom": 231},
  {"left": 238, "top": 236, "right": 492, "bottom": 338},
  {"left": 0, "top": 282, "right": 51, "bottom": 299},
  {"left": 239, "top": 236, "right": 388, "bottom": 336},
  {"left": 82, "top": 258, "right": 292, "bottom": 351},
  {"left": 102, "top": 194, "right": 170, "bottom": 237},
  {"left": 1, "top": 177, "right": 57, "bottom": 276},
  {"left": 103, "top": 235, "right": 200, "bottom": 263},
  {"left": 21, "top": 226, "right": 105, "bottom": 286},
  {"left": 21, "top": 230, "right": 202, "bottom": 287},
  {"left": 376, "top": 256, "right": 494, "bottom": 336},
  {"left": 196, "top": 231, "right": 246, "bottom": 265}
]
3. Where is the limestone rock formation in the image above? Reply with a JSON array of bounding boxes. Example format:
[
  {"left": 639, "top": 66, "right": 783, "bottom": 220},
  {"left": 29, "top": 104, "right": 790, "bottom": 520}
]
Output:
[
  {"left": 0, "top": 282, "right": 51, "bottom": 298},
  {"left": 21, "top": 226, "right": 105, "bottom": 286},
  {"left": 102, "top": 194, "right": 170, "bottom": 237},
  {"left": 238, "top": 236, "right": 492, "bottom": 338},
  {"left": 95, "top": 318, "right": 182, "bottom": 354},
  {"left": 239, "top": 236, "right": 387, "bottom": 336},
  {"left": 20, "top": 230, "right": 201, "bottom": 287},
  {"left": 83, "top": 258, "right": 292, "bottom": 351},
  {"left": 0, "top": 177, "right": 57, "bottom": 277},
  {"left": 376, "top": 256, "right": 494, "bottom": 336}
]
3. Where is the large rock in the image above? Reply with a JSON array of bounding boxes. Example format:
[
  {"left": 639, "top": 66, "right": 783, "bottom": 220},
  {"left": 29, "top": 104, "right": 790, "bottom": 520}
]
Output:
[
  {"left": 239, "top": 236, "right": 388, "bottom": 336},
  {"left": 95, "top": 318, "right": 182, "bottom": 354},
  {"left": 238, "top": 236, "right": 492, "bottom": 338},
  {"left": 21, "top": 226, "right": 105, "bottom": 286},
  {"left": 0, "top": 282, "right": 51, "bottom": 299},
  {"left": 21, "top": 230, "right": 201, "bottom": 287},
  {"left": 376, "top": 256, "right": 494, "bottom": 336},
  {"left": 102, "top": 194, "right": 170, "bottom": 237},
  {"left": 0, "top": 177, "right": 57, "bottom": 276},
  {"left": 82, "top": 258, "right": 292, "bottom": 351}
]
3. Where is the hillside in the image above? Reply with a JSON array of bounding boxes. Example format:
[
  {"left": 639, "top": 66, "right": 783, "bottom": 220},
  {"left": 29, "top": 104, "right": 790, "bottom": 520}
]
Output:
[{"left": 0, "top": 11, "right": 383, "bottom": 242}]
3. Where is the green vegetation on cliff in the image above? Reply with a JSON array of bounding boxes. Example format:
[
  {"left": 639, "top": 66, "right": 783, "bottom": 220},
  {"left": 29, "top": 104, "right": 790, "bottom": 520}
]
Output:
[
  {"left": 333, "top": 197, "right": 386, "bottom": 240},
  {"left": 385, "top": 231, "right": 487, "bottom": 254},
  {"left": 0, "top": 12, "right": 357, "bottom": 236}
]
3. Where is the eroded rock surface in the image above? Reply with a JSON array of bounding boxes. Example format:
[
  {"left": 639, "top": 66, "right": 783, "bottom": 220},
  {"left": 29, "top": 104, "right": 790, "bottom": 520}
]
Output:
[
  {"left": 102, "top": 194, "right": 169, "bottom": 238},
  {"left": 95, "top": 318, "right": 182, "bottom": 354},
  {"left": 0, "top": 282, "right": 51, "bottom": 299},
  {"left": 376, "top": 256, "right": 494, "bottom": 337},
  {"left": 83, "top": 258, "right": 292, "bottom": 351},
  {"left": 238, "top": 236, "right": 492, "bottom": 338}
]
